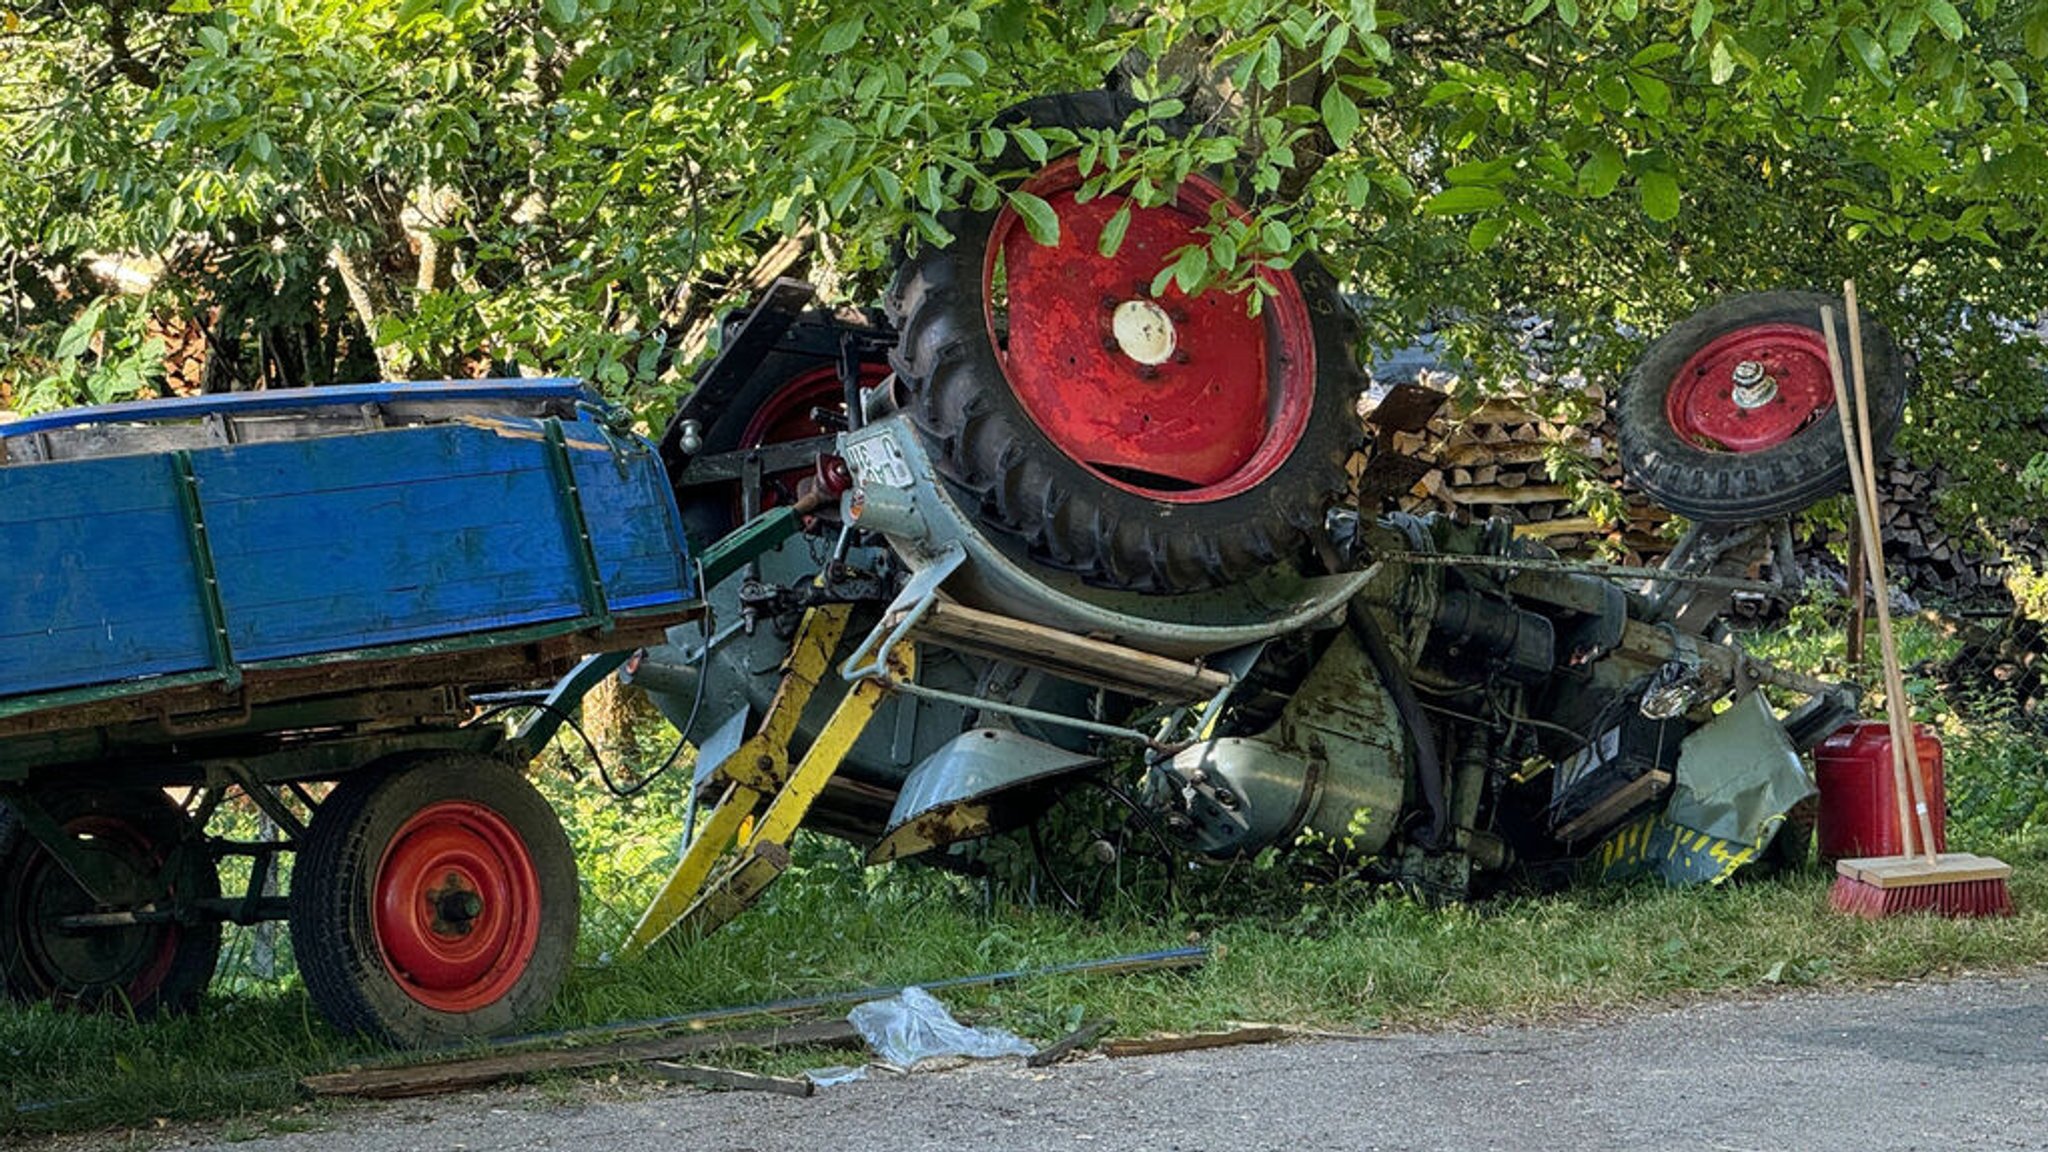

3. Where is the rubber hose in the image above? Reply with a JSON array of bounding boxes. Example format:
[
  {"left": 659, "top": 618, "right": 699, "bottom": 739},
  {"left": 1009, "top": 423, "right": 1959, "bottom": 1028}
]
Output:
[{"left": 1346, "top": 603, "right": 1451, "bottom": 851}]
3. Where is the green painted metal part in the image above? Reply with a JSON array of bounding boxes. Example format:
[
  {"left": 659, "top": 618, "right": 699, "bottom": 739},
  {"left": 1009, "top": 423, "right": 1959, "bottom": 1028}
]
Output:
[
  {"left": 542, "top": 418, "right": 614, "bottom": 630},
  {"left": 696, "top": 505, "right": 800, "bottom": 591},
  {"left": 1272, "top": 629, "right": 1409, "bottom": 852},
  {"left": 1666, "top": 690, "right": 1813, "bottom": 848}
]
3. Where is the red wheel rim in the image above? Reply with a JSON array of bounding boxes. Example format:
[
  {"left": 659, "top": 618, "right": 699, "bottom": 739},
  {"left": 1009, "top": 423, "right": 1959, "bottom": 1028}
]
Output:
[
  {"left": 1665, "top": 324, "right": 1835, "bottom": 452},
  {"left": 734, "top": 362, "right": 890, "bottom": 511},
  {"left": 984, "top": 158, "right": 1317, "bottom": 503},
  {"left": 23, "top": 814, "right": 179, "bottom": 1001},
  {"left": 373, "top": 801, "right": 541, "bottom": 1014}
]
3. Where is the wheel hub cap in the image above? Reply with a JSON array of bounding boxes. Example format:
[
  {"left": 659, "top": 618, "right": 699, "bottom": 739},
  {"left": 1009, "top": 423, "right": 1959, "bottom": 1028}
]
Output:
[{"left": 1110, "top": 299, "right": 1177, "bottom": 366}]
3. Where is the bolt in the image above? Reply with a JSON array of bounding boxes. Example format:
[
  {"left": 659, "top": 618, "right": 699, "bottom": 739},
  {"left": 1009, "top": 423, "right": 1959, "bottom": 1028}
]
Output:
[
  {"left": 1137, "top": 364, "right": 1158, "bottom": 380},
  {"left": 1172, "top": 349, "right": 1191, "bottom": 364}
]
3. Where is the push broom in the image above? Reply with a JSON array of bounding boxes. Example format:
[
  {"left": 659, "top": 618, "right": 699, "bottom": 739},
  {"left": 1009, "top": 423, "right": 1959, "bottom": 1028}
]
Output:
[{"left": 1823, "top": 283, "right": 2012, "bottom": 918}]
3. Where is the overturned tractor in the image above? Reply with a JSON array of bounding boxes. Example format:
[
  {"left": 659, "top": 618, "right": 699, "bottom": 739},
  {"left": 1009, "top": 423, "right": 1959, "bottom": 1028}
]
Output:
[{"left": 618, "top": 92, "right": 1904, "bottom": 954}]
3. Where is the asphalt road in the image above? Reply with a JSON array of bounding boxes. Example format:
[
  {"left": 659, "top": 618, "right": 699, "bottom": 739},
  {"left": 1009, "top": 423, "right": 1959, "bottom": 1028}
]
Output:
[{"left": 144, "top": 971, "right": 2048, "bottom": 1152}]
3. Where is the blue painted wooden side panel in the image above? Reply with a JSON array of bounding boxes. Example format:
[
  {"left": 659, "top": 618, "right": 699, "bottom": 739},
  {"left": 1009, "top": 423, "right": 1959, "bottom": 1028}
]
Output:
[
  {"left": 0, "top": 397, "right": 692, "bottom": 707},
  {"left": 0, "top": 455, "right": 214, "bottom": 695}
]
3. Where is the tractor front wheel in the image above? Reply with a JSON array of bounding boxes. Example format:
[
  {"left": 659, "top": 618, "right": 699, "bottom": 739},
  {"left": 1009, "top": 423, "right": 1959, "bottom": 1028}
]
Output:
[
  {"left": 1617, "top": 291, "right": 1910, "bottom": 522},
  {"left": 886, "top": 91, "right": 1364, "bottom": 593}
]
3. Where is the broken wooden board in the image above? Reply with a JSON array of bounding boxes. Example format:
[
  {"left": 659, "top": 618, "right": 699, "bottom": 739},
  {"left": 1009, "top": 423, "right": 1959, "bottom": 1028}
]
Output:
[
  {"left": 1103, "top": 1025, "right": 1287, "bottom": 1058},
  {"left": 302, "top": 1018, "right": 862, "bottom": 1099}
]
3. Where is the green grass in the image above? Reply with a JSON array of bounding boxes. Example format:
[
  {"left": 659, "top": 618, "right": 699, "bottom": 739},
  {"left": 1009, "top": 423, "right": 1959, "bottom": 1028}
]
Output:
[{"left": 8, "top": 604, "right": 2048, "bottom": 1140}]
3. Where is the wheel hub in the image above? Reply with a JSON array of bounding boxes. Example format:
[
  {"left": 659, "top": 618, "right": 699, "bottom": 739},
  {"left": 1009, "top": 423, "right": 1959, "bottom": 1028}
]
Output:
[
  {"left": 1110, "top": 299, "right": 1177, "bottom": 367},
  {"left": 1729, "top": 360, "right": 1779, "bottom": 409}
]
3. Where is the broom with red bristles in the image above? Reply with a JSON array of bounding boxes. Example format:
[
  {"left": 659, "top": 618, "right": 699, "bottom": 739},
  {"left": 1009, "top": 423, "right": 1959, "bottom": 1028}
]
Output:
[{"left": 1824, "top": 282, "right": 2012, "bottom": 919}]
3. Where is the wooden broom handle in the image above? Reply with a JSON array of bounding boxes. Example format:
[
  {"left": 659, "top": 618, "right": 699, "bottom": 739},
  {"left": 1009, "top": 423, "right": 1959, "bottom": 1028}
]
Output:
[
  {"left": 1822, "top": 304, "right": 1918, "bottom": 859},
  {"left": 1845, "top": 282, "right": 1940, "bottom": 863}
]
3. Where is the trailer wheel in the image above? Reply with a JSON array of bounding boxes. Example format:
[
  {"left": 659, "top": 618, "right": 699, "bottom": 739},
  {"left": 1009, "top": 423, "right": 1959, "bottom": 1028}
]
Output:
[
  {"left": 290, "top": 757, "right": 577, "bottom": 1045},
  {"left": 1617, "top": 291, "right": 1909, "bottom": 522},
  {"left": 886, "top": 91, "right": 1363, "bottom": 592},
  {"left": 0, "top": 787, "right": 220, "bottom": 1017}
]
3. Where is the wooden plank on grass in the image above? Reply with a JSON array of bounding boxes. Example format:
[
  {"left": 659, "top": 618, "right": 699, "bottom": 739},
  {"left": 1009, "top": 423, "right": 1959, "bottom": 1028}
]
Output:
[
  {"left": 1103, "top": 1025, "right": 1287, "bottom": 1058},
  {"left": 302, "top": 1019, "right": 862, "bottom": 1099}
]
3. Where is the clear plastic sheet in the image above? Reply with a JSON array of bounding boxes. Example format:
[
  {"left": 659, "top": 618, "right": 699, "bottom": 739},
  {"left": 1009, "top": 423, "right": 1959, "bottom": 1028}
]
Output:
[{"left": 847, "top": 986, "right": 1036, "bottom": 1068}]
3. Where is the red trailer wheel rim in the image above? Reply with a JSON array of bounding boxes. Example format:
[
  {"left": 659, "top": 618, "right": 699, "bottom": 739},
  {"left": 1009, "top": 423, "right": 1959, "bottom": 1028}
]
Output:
[
  {"left": 1665, "top": 324, "right": 1835, "bottom": 452},
  {"left": 23, "top": 814, "right": 178, "bottom": 1000},
  {"left": 983, "top": 158, "right": 1317, "bottom": 502},
  {"left": 374, "top": 801, "right": 541, "bottom": 1013}
]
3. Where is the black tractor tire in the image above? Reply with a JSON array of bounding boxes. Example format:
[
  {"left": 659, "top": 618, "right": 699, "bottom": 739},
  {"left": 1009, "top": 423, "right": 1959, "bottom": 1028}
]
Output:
[
  {"left": 1618, "top": 291, "right": 1909, "bottom": 522},
  {"left": 885, "top": 90, "right": 1365, "bottom": 593},
  {"left": 290, "top": 757, "right": 577, "bottom": 1046},
  {"left": 0, "top": 787, "right": 221, "bottom": 1017}
]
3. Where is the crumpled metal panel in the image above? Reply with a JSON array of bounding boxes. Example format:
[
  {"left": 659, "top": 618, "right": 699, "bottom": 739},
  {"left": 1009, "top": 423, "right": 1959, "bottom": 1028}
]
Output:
[
  {"left": 867, "top": 728, "right": 1102, "bottom": 864},
  {"left": 1667, "top": 689, "right": 1815, "bottom": 847}
]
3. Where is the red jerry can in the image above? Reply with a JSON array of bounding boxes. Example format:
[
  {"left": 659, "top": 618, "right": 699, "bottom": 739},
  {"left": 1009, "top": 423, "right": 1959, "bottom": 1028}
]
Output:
[{"left": 1814, "top": 720, "right": 1945, "bottom": 863}]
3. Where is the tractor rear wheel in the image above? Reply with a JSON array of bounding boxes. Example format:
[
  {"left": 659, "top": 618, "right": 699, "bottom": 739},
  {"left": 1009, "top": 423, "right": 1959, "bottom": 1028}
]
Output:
[
  {"left": 886, "top": 91, "right": 1364, "bottom": 593},
  {"left": 1618, "top": 291, "right": 1909, "bottom": 522},
  {"left": 290, "top": 757, "right": 577, "bottom": 1045}
]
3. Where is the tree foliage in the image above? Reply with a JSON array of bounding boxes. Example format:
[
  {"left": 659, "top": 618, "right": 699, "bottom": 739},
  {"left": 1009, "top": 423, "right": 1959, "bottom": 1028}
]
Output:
[{"left": 1, "top": 0, "right": 2044, "bottom": 522}]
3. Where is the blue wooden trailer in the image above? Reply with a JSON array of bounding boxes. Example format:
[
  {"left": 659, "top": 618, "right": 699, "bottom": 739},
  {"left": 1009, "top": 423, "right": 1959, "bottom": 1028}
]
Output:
[{"left": 0, "top": 380, "right": 696, "bottom": 1044}]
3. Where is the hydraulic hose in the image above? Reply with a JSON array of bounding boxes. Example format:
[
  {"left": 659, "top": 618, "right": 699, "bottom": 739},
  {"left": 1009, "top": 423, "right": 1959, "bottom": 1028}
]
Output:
[{"left": 1346, "top": 602, "right": 1451, "bottom": 851}]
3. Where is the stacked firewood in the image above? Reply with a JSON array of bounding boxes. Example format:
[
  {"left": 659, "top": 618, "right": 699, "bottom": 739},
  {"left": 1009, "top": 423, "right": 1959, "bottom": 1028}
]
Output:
[
  {"left": 1802, "top": 456, "right": 2032, "bottom": 603},
  {"left": 1940, "top": 613, "right": 2048, "bottom": 733},
  {"left": 1363, "top": 385, "right": 1672, "bottom": 560},
  {"left": 152, "top": 315, "right": 209, "bottom": 396}
]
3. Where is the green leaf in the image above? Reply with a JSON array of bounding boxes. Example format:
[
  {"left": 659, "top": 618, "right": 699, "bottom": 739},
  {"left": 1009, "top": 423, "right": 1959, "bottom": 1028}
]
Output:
[
  {"left": 1613, "top": 0, "right": 1638, "bottom": 18},
  {"left": 2027, "top": 10, "right": 2048, "bottom": 60},
  {"left": 1009, "top": 190, "right": 1061, "bottom": 246},
  {"left": 818, "top": 16, "right": 865, "bottom": 54},
  {"left": 870, "top": 166, "right": 902, "bottom": 208},
  {"left": 1320, "top": 86, "right": 1360, "bottom": 147},
  {"left": 1626, "top": 72, "right": 1671, "bottom": 116},
  {"left": 1639, "top": 168, "right": 1680, "bottom": 221},
  {"left": 543, "top": 0, "right": 578, "bottom": 26},
  {"left": 1595, "top": 73, "right": 1631, "bottom": 112},
  {"left": 1689, "top": 0, "right": 1714, "bottom": 40},
  {"left": 1579, "top": 142, "right": 1624, "bottom": 198},
  {"left": 54, "top": 300, "right": 105, "bottom": 361},
  {"left": 1097, "top": 202, "right": 1132, "bottom": 257},
  {"left": 1556, "top": 0, "right": 1578, "bottom": 27},
  {"left": 1629, "top": 43, "right": 1681, "bottom": 68},
  {"left": 1519, "top": 0, "right": 1550, "bottom": 21},
  {"left": 1467, "top": 217, "right": 1507, "bottom": 251},
  {"left": 1423, "top": 185, "right": 1507, "bottom": 215},
  {"left": 1013, "top": 127, "right": 1049, "bottom": 165},
  {"left": 1170, "top": 244, "right": 1210, "bottom": 294},
  {"left": 1844, "top": 28, "right": 1890, "bottom": 83},
  {"left": 1708, "top": 39, "right": 1735, "bottom": 84}
]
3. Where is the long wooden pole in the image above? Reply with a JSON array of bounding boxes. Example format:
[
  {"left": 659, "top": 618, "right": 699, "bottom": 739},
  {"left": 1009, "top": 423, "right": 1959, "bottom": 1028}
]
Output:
[
  {"left": 1845, "top": 282, "right": 1940, "bottom": 864},
  {"left": 1822, "top": 303, "right": 1917, "bottom": 858}
]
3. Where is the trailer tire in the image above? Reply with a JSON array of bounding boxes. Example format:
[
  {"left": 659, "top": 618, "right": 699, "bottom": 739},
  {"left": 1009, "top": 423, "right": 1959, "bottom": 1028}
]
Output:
[
  {"left": 1618, "top": 291, "right": 1909, "bottom": 522},
  {"left": 0, "top": 787, "right": 220, "bottom": 1017},
  {"left": 886, "top": 91, "right": 1363, "bottom": 592},
  {"left": 290, "top": 757, "right": 577, "bottom": 1045}
]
